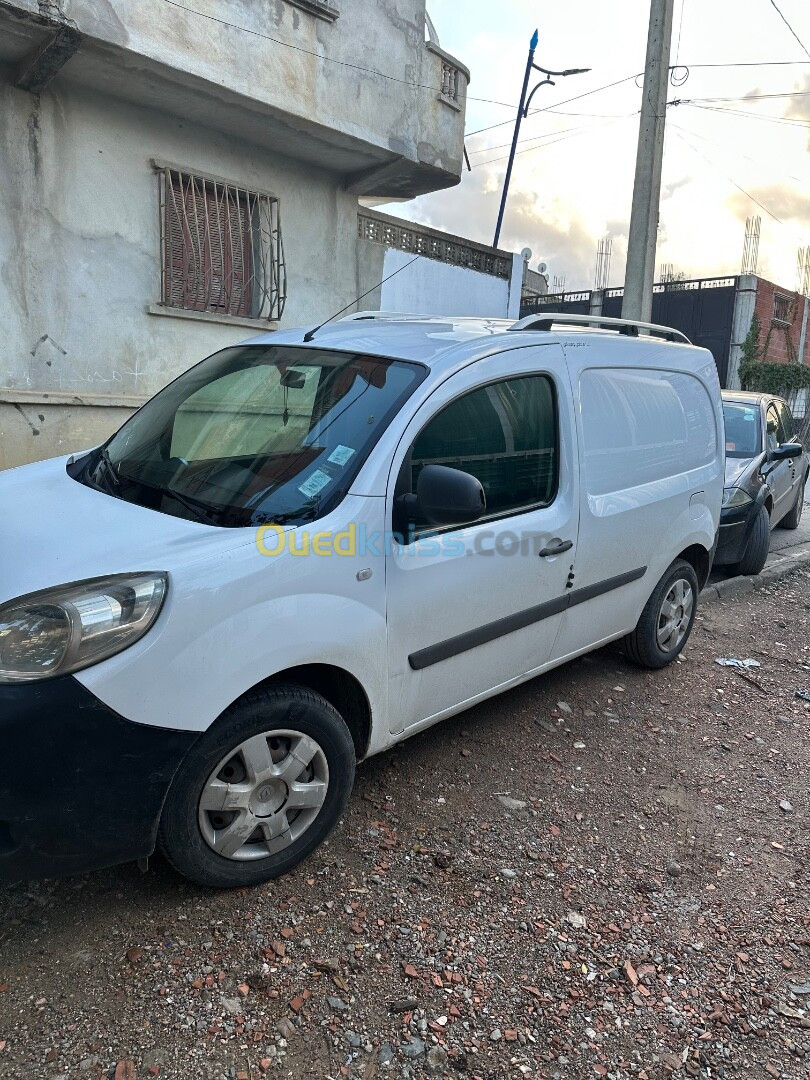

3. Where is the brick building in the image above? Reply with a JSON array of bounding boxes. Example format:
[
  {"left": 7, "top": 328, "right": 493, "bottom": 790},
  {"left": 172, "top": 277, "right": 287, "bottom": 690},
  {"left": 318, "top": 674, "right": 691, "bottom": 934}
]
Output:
[{"left": 751, "top": 278, "right": 809, "bottom": 366}]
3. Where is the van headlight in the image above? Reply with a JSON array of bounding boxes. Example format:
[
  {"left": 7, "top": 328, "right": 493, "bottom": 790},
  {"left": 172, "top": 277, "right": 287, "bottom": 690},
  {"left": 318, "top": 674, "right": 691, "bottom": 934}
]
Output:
[
  {"left": 722, "top": 487, "right": 753, "bottom": 509},
  {"left": 0, "top": 573, "right": 167, "bottom": 683}
]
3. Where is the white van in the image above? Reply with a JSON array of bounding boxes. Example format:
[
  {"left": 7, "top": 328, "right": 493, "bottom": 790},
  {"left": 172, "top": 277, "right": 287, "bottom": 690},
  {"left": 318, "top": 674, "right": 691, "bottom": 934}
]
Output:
[{"left": 0, "top": 313, "right": 723, "bottom": 887}]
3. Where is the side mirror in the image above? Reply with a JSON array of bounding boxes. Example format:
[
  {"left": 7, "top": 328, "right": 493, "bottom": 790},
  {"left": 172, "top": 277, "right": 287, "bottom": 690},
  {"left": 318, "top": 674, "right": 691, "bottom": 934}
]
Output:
[
  {"left": 415, "top": 464, "right": 486, "bottom": 528},
  {"left": 771, "top": 442, "right": 803, "bottom": 460}
]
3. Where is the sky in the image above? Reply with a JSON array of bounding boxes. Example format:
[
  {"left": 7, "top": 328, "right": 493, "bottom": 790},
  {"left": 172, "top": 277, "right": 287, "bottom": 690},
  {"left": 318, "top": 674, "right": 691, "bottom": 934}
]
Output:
[{"left": 381, "top": 0, "right": 810, "bottom": 293}]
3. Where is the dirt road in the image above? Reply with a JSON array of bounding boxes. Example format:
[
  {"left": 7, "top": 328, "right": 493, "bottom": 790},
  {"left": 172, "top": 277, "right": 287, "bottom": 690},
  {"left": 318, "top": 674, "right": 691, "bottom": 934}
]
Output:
[{"left": 1, "top": 571, "right": 809, "bottom": 1080}]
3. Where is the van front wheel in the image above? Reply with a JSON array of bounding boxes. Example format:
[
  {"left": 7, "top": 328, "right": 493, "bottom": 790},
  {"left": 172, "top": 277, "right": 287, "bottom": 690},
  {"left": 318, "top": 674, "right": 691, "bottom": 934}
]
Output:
[
  {"left": 158, "top": 686, "right": 355, "bottom": 888},
  {"left": 623, "top": 559, "right": 699, "bottom": 669}
]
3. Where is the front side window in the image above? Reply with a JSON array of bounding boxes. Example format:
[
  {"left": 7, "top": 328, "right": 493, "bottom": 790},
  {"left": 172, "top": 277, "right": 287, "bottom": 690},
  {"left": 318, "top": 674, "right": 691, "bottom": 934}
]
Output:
[
  {"left": 81, "top": 346, "right": 425, "bottom": 527},
  {"left": 158, "top": 166, "right": 286, "bottom": 321},
  {"left": 405, "top": 375, "right": 557, "bottom": 531}
]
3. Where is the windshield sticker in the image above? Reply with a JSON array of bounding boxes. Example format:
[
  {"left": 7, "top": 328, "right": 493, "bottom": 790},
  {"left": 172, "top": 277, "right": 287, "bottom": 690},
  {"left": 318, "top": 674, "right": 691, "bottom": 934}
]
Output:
[
  {"left": 298, "top": 469, "right": 332, "bottom": 499},
  {"left": 327, "top": 445, "right": 356, "bottom": 467}
]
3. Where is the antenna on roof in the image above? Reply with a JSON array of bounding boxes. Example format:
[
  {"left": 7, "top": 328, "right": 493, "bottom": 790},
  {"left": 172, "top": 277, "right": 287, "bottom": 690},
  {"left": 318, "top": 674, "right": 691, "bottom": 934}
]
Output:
[{"left": 303, "top": 254, "right": 423, "bottom": 342}]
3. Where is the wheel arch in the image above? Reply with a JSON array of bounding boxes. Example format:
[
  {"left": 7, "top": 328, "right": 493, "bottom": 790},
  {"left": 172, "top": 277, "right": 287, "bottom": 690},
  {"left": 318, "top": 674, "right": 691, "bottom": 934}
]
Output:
[
  {"left": 677, "top": 543, "right": 712, "bottom": 591},
  {"left": 249, "top": 664, "right": 372, "bottom": 760}
]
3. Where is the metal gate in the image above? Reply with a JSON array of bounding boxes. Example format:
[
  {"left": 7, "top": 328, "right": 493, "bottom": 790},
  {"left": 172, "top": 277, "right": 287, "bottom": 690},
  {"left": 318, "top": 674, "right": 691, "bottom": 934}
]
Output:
[{"left": 521, "top": 278, "right": 739, "bottom": 387}]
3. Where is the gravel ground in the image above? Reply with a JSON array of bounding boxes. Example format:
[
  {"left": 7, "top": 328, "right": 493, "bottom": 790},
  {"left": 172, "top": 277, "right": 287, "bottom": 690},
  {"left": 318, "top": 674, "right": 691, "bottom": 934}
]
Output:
[{"left": 1, "top": 570, "right": 809, "bottom": 1080}]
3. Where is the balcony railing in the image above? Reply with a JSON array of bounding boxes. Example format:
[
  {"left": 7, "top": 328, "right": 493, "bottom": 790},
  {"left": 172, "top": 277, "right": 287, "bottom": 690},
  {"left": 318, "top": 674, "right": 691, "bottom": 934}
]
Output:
[{"left": 358, "top": 211, "right": 511, "bottom": 279}]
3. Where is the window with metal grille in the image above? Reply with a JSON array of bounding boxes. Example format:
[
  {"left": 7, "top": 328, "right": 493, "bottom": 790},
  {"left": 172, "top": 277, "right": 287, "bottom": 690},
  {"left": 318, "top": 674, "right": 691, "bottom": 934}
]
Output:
[
  {"left": 158, "top": 166, "right": 286, "bottom": 321},
  {"left": 773, "top": 293, "right": 792, "bottom": 325}
]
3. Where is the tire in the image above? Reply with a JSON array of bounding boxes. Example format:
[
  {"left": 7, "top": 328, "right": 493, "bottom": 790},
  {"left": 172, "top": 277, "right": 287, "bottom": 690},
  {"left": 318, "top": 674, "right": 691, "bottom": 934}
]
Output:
[
  {"left": 158, "top": 685, "right": 355, "bottom": 888},
  {"left": 623, "top": 558, "right": 699, "bottom": 670},
  {"left": 732, "top": 504, "right": 770, "bottom": 576},
  {"left": 778, "top": 477, "right": 806, "bottom": 531}
]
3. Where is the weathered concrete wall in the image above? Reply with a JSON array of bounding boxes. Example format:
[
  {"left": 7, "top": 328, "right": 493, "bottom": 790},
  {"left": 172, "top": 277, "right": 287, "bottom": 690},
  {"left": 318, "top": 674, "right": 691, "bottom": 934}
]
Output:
[
  {"left": 0, "top": 400, "right": 133, "bottom": 471},
  {"left": 0, "top": 0, "right": 468, "bottom": 196},
  {"left": 0, "top": 76, "right": 363, "bottom": 468}
]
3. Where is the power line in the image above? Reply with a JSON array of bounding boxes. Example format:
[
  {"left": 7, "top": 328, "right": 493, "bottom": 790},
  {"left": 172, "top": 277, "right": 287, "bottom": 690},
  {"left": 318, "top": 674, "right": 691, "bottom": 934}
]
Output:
[
  {"left": 686, "top": 59, "right": 810, "bottom": 68},
  {"left": 672, "top": 130, "right": 785, "bottom": 224},
  {"left": 671, "top": 129, "right": 809, "bottom": 245},
  {"left": 466, "top": 123, "right": 589, "bottom": 156},
  {"left": 684, "top": 102, "right": 810, "bottom": 127},
  {"left": 668, "top": 120, "right": 809, "bottom": 184},
  {"left": 159, "top": 0, "right": 514, "bottom": 107},
  {"left": 466, "top": 110, "right": 637, "bottom": 156},
  {"left": 677, "top": 90, "right": 810, "bottom": 103},
  {"left": 674, "top": 0, "right": 686, "bottom": 68},
  {"left": 465, "top": 74, "right": 641, "bottom": 139},
  {"left": 465, "top": 63, "right": 810, "bottom": 142},
  {"left": 472, "top": 125, "right": 597, "bottom": 167},
  {"left": 766, "top": 0, "right": 810, "bottom": 61},
  {"left": 471, "top": 114, "right": 633, "bottom": 169}
]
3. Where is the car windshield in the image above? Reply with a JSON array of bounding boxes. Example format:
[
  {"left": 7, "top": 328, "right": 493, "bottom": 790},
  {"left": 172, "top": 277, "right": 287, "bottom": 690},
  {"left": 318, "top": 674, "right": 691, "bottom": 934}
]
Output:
[
  {"left": 723, "top": 402, "right": 761, "bottom": 458},
  {"left": 83, "top": 345, "right": 425, "bottom": 527}
]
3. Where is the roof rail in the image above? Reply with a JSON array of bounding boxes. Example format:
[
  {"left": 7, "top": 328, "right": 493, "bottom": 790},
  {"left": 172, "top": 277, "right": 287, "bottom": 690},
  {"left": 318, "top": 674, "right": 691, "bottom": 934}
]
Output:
[
  {"left": 509, "top": 312, "right": 691, "bottom": 345},
  {"left": 340, "top": 310, "right": 432, "bottom": 322}
]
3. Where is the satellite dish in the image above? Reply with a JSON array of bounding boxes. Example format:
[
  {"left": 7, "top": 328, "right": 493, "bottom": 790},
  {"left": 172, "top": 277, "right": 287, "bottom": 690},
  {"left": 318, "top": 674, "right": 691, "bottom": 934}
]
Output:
[
  {"left": 537, "top": 262, "right": 548, "bottom": 274},
  {"left": 521, "top": 247, "right": 533, "bottom": 260}
]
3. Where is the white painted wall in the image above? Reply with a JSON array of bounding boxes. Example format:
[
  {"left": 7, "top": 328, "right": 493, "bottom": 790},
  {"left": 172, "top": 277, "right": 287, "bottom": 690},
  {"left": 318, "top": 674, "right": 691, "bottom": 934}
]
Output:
[{"left": 379, "top": 248, "right": 513, "bottom": 319}]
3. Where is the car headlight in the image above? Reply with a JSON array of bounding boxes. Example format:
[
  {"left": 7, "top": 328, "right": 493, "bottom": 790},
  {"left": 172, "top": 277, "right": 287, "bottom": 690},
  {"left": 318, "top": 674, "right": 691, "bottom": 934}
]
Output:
[
  {"left": 0, "top": 573, "right": 167, "bottom": 683},
  {"left": 722, "top": 486, "right": 754, "bottom": 509}
]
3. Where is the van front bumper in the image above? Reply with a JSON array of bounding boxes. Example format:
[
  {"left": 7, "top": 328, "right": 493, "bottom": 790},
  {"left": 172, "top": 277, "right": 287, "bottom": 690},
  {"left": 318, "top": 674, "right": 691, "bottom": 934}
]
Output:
[{"left": 0, "top": 676, "right": 197, "bottom": 882}]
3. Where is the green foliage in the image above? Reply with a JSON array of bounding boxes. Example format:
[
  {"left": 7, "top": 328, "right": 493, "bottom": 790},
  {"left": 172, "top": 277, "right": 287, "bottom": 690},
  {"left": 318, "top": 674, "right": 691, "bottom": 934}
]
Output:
[
  {"left": 738, "top": 313, "right": 810, "bottom": 395},
  {"left": 739, "top": 360, "right": 810, "bottom": 395},
  {"left": 740, "top": 314, "right": 762, "bottom": 368}
]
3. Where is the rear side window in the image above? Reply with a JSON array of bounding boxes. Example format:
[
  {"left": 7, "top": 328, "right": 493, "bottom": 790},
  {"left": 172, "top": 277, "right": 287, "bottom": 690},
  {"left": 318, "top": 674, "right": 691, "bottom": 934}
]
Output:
[
  {"left": 408, "top": 374, "right": 557, "bottom": 526},
  {"left": 777, "top": 401, "right": 794, "bottom": 441},
  {"left": 766, "top": 404, "right": 785, "bottom": 451},
  {"left": 580, "top": 368, "right": 717, "bottom": 496}
]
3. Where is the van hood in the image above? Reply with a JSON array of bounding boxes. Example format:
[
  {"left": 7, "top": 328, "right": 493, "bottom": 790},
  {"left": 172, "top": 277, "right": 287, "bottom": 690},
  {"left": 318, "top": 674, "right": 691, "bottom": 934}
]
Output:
[{"left": 0, "top": 455, "right": 255, "bottom": 605}]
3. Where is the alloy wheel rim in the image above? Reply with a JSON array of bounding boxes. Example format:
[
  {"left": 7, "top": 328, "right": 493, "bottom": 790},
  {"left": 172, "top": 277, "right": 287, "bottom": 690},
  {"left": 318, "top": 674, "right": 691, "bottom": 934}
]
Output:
[
  {"left": 198, "top": 729, "right": 329, "bottom": 861},
  {"left": 656, "top": 578, "right": 693, "bottom": 653}
]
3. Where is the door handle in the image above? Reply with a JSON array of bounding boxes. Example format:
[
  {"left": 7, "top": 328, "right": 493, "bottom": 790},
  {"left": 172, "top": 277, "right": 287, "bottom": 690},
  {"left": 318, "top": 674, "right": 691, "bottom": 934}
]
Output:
[{"left": 538, "top": 538, "right": 573, "bottom": 558}]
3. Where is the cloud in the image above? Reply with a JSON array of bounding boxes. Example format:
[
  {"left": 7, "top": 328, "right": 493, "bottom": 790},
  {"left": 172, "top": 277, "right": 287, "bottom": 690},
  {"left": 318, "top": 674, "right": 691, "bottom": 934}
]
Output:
[
  {"left": 662, "top": 176, "right": 692, "bottom": 200},
  {"left": 397, "top": 170, "right": 626, "bottom": 290},
  {"left": 728, "top": 184, "right": 810, "bottom": 226},
  {"left": 785, "top": 75, "right": 810, "bottom": 122}
]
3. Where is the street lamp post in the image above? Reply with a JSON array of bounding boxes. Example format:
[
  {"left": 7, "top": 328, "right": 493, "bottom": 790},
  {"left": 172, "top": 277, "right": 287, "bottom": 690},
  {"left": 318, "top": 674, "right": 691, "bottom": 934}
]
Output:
[{"left": 492, "top": 30, "right": 589, "bottom": 251}]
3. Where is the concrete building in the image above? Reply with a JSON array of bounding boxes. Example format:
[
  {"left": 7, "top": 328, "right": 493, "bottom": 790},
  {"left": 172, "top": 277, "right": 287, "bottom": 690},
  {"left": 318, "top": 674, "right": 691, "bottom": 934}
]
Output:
[{"left": 0, "top": 0, "right": 469, "bottom": 469}]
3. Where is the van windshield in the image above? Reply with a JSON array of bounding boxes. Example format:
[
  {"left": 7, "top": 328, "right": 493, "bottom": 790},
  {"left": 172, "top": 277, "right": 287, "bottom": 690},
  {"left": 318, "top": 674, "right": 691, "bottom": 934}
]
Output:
[{"left": 81, "top": 345, "right": 425, "bottom": 527}]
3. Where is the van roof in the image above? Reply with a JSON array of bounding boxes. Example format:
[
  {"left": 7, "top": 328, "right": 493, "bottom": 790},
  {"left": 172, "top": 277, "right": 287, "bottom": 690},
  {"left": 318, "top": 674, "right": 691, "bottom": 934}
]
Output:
[{"left": 247, "top": 311, "right": 698, "bottom": 368}]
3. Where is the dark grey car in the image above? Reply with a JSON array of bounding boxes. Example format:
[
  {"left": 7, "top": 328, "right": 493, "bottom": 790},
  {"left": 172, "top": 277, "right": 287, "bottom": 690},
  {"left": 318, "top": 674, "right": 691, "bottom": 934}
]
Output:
[{"left": 714, "top": 392, "right": 808, "bottom": 575}]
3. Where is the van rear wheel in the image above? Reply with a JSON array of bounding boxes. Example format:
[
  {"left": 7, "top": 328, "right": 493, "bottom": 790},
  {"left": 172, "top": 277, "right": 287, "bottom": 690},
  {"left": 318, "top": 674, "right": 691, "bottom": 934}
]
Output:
[
  {"left": 623, "top": 559, "right": 699, "bottom": 669},
  {"left": 158, "top": 686, "right": 355, "bottom": 888}
]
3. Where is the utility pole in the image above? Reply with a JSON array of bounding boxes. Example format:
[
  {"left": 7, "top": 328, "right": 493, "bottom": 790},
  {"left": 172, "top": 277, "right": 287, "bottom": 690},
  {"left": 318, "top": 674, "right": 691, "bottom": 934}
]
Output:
[
  {"left": 493, "top": 31, "right": 588, "bottom": 250},
  {"left": 622, "top": 0, "right": 675, "bottom": 322}
]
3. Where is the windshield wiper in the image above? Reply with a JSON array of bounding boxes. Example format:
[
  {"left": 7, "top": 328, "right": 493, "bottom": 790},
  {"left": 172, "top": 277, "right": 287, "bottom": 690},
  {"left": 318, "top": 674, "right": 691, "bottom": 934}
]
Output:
[
  {"left": 159, "top": 488, "right": 222, "bottom": 526},
  {"left": 93, "top": 446, "right": 121, "bottom": 494}
]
